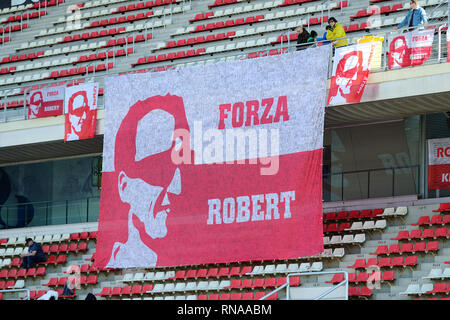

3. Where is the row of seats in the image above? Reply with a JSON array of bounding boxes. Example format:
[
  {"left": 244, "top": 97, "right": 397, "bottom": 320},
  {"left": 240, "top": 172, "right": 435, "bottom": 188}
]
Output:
[
  {"left": 348, "top": 286, "right": 373, "bottom": 297},
  {"left": 1, "top": 231, "right": 97, "bottom": 247},
  {"left": 350, "top": 3, "right": 403, "bottom": 19},
  {"left": 59, "top": 26, "right": 129, "bottom": 43},
  {"left": 47, "top": 63, "right": 114, "bottom": 80},
  {"left": 132, "top": 48, "right": 206, "bottom": 66},
  {"left": 412, "top": 214, "right": 450, "bottom": 226},
  {"left": 157, "top": 31, "right": 236, "bottom": 50},
  {"left": 324, "top": 208, "right": 385, "bottom": 221},
  {"left": 0, "top": 10, "right": 46, "bottom": 23},
  {"left": 0, "top": 23, "right": 29, "bottom": 33},
  {"left": 76, "top": 48, "right": 134, "bottom": 64},
  {"left": 401, "top": 283, "right": 450, "bottom": 295},
  {"left": 247, "top": 47, "right": 289, "bottom": 58},
  {"left": 348, "top": 255, "right": 418, "bottom": 269},
  {"left": 370, "top": 241, "right": 440, "bottom": 256},
  {"left": 0, "top": 267, "right": 46, "bottom": 279},
  {"left": 326, "top": 270, "right": 396, "bottom": 284},
  {"left": 199, "top": 291, "right": 277, "bottom": 300},
  {"left": 0, "top": 279, "right": 25, "bottom": 290},
  {"left": 227, "top": 276, "right": 301, "bottom": 289},
  {"left": 324, "top": 219, "right": 387, "bottom": 233},
  {"left": 190, "top": 14, "right": 265, "bottom": 34},
  {"left": 43, "top": 275, "right": 98, "bottom": 287},
  {"left": 423, "top": 267, "right": 450, "bottom": 280},
  {"left": 391, "top": 228, "right": 450, "bottom": 241},
  {"left": 324, "top": 233, "right": 366, "bottom": 246}
]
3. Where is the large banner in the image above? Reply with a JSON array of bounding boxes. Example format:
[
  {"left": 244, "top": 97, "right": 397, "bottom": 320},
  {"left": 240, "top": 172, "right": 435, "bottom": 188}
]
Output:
[
  {"left": 94, "top": 46, "right": 330, "bottom": 269},
  {"left": 327, "top": 42, "right": 377, "bottom": 105},
  {"left": 428, "top": 138, "right": 450, "bottom": 190},
  {"left": 28, "top": 86, "right": 64, "bottom": 120},
  {"left": 388, "top": 29, "right": 434, "bottom": 69},
  {"left": 64, "top": 83, "right": 98, "bottom": 142}
]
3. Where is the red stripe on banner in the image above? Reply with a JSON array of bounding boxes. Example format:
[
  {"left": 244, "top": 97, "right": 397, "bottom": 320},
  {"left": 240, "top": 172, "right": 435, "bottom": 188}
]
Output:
[
  {"left": 95, "top": 148, "right": 324, "bottom": 268},
  {"left": 428, "top": 164, "right": 450, "bottom": 190}
]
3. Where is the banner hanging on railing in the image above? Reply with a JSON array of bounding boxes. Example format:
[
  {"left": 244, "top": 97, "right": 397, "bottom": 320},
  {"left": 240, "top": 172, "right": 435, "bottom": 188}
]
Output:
[
  {"left": 327, "top": 42, "right": 377, "bottom": 105},
  {"left": 64, "top": 83, "right": 98, "bottom": 142},
  {"left": 388, "top": 29, "right": 434, "bottom": 69},
  {"left": 94, "top": 46, "right": 330, "bottom": 269},
  {"left": 27, "top": 86, "right": 65, "bottom": 120},
  {"left": 428, "top": 137, "right": 450, "bottom": 190}
]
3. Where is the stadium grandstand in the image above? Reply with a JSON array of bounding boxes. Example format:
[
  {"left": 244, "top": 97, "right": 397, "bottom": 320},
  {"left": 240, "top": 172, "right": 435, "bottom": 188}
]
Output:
[{"left": 0, "top": 0, "right": 449, "bottom": 303}]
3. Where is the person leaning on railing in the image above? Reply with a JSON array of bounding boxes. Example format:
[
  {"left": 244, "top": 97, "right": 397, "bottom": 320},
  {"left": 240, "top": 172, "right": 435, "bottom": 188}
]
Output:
[
  {"left": 326, "top": 17, "right": 349, "bottom": 48},
  {"left": 393, "top": 0, "right": 428, "bottom": 31}
]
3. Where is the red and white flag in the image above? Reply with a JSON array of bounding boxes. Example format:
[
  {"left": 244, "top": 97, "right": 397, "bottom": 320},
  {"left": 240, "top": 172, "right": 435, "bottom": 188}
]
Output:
[
  {"left": 327, "top": 42, "right": 376, "bottom": 105},
  {"left": 428, "top": 138, "right": 450, "bottom": 190},
  {"left": 388, "top": 29, "right": 434, "bottom": 69},
  {"left": 94, "top": 46, "right": 330, "bottom": 269},
  {"left": 64, "top": 83, "right": 98, "bottom": 142},
  {"left": 28, "top": 86, "right": 64, "bottom": 119}
]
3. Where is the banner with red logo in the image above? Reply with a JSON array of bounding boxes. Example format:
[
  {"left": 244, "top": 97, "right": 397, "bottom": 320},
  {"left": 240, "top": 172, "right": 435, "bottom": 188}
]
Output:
[
  {"left": 388, "top": 29, "right": 434, "bottom": 69},
  {"left": 94, "top": 46, "right": 330, "bottom": 269},
  {"left": 327, "top": 42, "right": 377, "bottom": 105},
  {"left": 64, "top": 83, "right": 98, "bottom": 142},
  {"left": 428, "top": 138, "right": 450, "bottom": 190},
  {"left": 28, "top": 86, "right": 64, "bottom": 119}
]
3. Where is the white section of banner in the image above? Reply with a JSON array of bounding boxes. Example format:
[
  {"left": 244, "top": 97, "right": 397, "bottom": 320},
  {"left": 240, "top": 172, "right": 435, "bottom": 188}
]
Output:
[
  {"left": 428, "top": 137, "right": 450, "bottom": 165},
  {"left": 64, "top": 83, "right": 99, "bottom": 114},
  {"left": 103, "top": 46, "right": 330, "bottom": 172}
]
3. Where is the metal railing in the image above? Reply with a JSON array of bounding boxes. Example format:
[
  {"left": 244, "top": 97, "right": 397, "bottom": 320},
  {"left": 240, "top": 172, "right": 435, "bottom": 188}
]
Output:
[
  {"left": 323, "top": 164, "right": 420, "bottom": 202},
  {"left": 259, "top": 271, "right": 349, "bottom": 300},
  {"left": 0, "top": 288, "right": 30, "bottom": 300},
  {"left": 0, "top": 196, "right": 100, "bottom": 230}
]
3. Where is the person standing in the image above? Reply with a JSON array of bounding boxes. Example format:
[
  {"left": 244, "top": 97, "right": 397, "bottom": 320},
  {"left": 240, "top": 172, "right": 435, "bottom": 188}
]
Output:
[
  {"left": 394, "top": 0, "right": 428, "bottom": 31},
  {"left": 326, "top": 17, "right": 349, "bottom": 47},
  {"left": 296, "top": 26, "right": 310, "bottom": 50}
]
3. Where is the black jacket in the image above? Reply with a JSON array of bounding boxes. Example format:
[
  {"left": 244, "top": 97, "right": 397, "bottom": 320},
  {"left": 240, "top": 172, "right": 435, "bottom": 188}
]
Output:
[{"left": 296, "top": 30, "right": 310, "bottom": 50}]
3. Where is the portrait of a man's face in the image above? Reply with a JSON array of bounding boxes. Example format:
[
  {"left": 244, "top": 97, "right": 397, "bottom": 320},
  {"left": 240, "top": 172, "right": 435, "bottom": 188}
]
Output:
[
  {"left": 68, "top": 91, "right": 90, "bottom": 136},
  {"left": 29, "top": 91, "right": 43, "bottom": 118},
  {"left": 107, "top": 95, "right": 191, "bottom": 268},
  {"left": 390, "top": 36, "right": 411, "bottom": 68}
]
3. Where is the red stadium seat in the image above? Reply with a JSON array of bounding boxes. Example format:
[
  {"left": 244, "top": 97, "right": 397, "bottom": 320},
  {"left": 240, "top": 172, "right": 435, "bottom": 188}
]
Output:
[
  {"left": 428, "top": 283, "right": 448, "bottom": 294},
  {"left": 430, "top": 215, "right": 444, "bottom": 225},
  {"left": 231, "top": 293, "right": 242, "bottom": 300},
  {"left": 391, "top": 230, "right": 409, "bottom": 241},
  {"left": 207, "top": 268, "right": 219, "bottom": 278},
  {"left": 371, "top": 245, "right": 388, "bottom": 255},
  {"left": 400, "top": 243, "right": 414, "bottom": 253},
  {"left": 412, "top": 216, "right": 430, "bottom": 226},
  {"left": 388, "top": 244, "right": 401, "bottom": 255},
  {"left": 348, "top": 259, "right": 366, "bottom": 269},
  {"left": 242, "top": 292, "right": 254, "bottom": 300},
  {"left": 426, "top": 241, "right": 439, "bottom": 252},
  {"left": 404, "top": 255, "right": 418, "bottom": 266},
  {"left": 433, "top": 203, "right": 450, "bottom": 213},
  {"left": 391, "top": 256, "right": 404, "bottom": 267}
]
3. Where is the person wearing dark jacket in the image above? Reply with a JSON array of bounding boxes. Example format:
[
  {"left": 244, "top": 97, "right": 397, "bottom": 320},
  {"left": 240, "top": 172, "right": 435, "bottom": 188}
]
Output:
[
  {"left": 296, "top": 26, "right": 310, "bottom": 50},
  {"left": 20, "top": 238, "right": 47, "bottom": 269}
]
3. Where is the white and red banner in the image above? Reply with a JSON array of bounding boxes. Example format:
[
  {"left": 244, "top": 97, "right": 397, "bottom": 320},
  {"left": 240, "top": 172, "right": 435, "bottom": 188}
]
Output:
[
  {"left": 327, "top": 42, "right": 377, "bottom": 105},
  {"left": 428, "top": 138, "right": 450, "bottom": 190},
  {"left": 28, "top": 86, "right": 64, "bottom": 119},
  {"left": 64, "top": 83, "right": 98, "bottom": 142},
  {"left": 388, "top": 29, "right": 434, "bottom": 69},
  {"left": 94, "top": 46, "right": 330, "bottom": 269}
]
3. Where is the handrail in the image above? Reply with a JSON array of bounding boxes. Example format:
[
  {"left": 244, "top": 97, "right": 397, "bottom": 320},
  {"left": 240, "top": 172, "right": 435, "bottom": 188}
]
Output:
[
  {"left": 259, "top": 270, "right": 349, "bottom": 300},
  {"left": 0, "top": 288, "right": 30, "bottom": 300}
]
